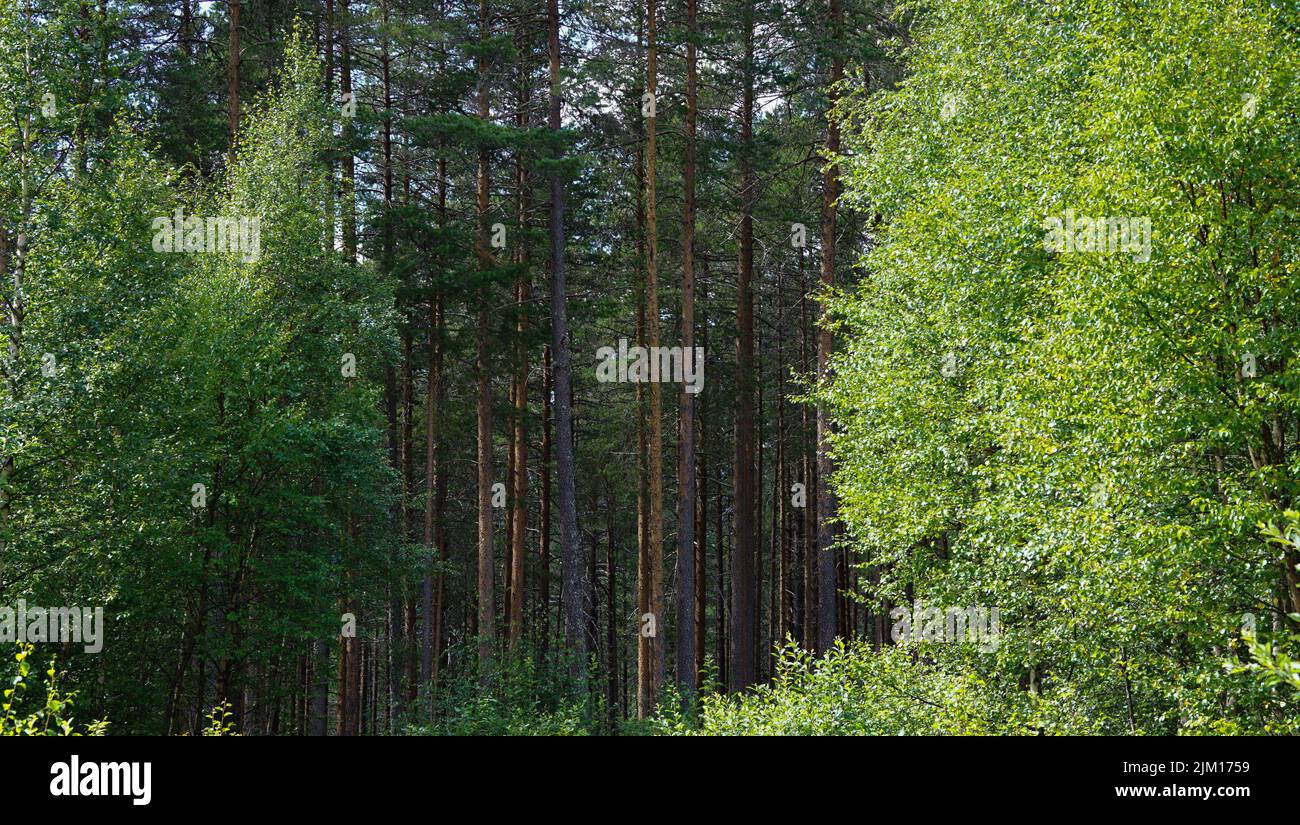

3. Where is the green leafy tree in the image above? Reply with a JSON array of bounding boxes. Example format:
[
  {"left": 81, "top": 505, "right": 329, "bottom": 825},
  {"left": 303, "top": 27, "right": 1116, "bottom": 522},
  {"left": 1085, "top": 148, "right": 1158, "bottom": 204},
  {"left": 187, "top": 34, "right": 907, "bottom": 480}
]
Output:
[{"left": 824, "top": 0, "right": 1300, "bottom": 734}]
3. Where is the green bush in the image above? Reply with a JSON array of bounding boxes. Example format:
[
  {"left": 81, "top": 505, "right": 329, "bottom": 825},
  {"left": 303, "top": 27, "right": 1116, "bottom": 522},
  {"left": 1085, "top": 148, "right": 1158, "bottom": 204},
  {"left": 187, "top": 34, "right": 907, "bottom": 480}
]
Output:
[
  {"left": 0, "top": 645, "right": 108, "bottom": 736},
  {"left": 402, "top": 642, "right": 594, "bottom": 736},
  {"left": 658, "top": 640, "right": 1036, "bottom": 736}
]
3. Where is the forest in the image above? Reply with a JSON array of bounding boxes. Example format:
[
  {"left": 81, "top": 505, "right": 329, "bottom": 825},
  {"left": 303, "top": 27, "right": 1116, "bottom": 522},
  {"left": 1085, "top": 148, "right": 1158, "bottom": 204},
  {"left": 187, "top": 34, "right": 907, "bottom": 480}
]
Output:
[{"left": 0, "top": 0, "right": 1297, "bottom": 737}]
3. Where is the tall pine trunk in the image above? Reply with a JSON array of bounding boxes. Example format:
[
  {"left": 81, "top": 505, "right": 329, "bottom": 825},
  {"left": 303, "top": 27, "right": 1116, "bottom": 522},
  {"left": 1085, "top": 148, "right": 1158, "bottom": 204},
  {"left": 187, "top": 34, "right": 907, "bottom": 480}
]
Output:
[
  {"left": 800, "top": 257, "right": 816, "bottom": 648},
  {"left": 474, "top": 0, "right": 496, "bottom": 683},
  {"left": 539, "top": 345, "right": 552, "bottom": 660},
  {"left": 226, "top": 0, "right": 240, "bottom": 159},
  {"left": 675, "top": 0, "right": 699, "bottom": 701},
  {"left": 429, "top": 153, "right": 450, "bottom": 703},
  {"left": 731, "top": 0, "right": 757, "bottom": 691},
  {"left": 339, "top": 0, "right": 356, "bottom": 257},
  {"left": 547, "top": 0, "right": 586, "bottom": 687},
  {"left": 815, "top": 0, "right": 844, "bottom": 654},
  {"left": 639, "top": 0, "right": 666, "bottom": 715},
  {"left": 508, "top": 18, "right": 532, "bottom": 652}
]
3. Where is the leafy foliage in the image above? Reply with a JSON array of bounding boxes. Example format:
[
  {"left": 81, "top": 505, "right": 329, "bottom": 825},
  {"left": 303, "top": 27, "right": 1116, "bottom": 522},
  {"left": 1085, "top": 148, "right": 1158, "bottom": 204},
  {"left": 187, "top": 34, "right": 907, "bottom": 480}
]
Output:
[
  {"left": 0, "top": 645, "right": 107, "bottom": 736},
  {"left": 820, "top": 0, "right": 1300, "bottom": 734},
  {"left": 659, "top": 640, "right": 1034, "bottom": 735}
]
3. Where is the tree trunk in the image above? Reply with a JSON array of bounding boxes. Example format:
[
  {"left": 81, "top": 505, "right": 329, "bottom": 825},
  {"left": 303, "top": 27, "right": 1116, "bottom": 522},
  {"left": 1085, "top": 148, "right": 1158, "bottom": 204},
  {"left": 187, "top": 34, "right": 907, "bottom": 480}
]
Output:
[
  {"left": 715, "top": 445, "right": 727, "bottom": 689},
  {"left": 801, "top": 258, "right": 816, "bottom": 648},
  {"left": 226, "top": 0, "right": 240, "bottom": 158},
  {"left": 0, "top": 104, "right": 32, "bottom": 592},
  {"left": 815, "top": 0, "right": 844, "bottom": 655},
  {"left": 508, "top": 20, "right": 531, "bottom": 652},
  {"left": 776, "top": 262, "right": 790, "bottom": 646},
  {"left": 339, "top": 0, "right": 356, "bottom": 257},
  {"left": 310, "top": 639, "right": 327, "bottom": 735},
  {"left": 429, "top": 153, "right": 450, "bottom": 703},
  {"left": 547, "top": 0, "right": 586, "bottom": 687},
  {"left": 389, "top": 12, "right": 412, "bottom": 718},
  {"left": 606, "top": 499, "right": 619, "bottom": 728},
  {"left": 635, "top": 287, "right": 651, "bottom": 717},
  {"left": 695, "top": 274, "right": 709, "bottom": 681},
  {"left": 674, "top": 0, "right": 700, "bottom": 703},
  {"left": 731, "top": 0, "right": 757, "bottom": 691},
  {"left": 539, "top": 345, "right": 553, "bottom": 660},
  {"left": 640, "top": 0, "right": 666, "bottom": 714},
  {"left": 475, "top": 0, "right": 496, "bottom": 683}
]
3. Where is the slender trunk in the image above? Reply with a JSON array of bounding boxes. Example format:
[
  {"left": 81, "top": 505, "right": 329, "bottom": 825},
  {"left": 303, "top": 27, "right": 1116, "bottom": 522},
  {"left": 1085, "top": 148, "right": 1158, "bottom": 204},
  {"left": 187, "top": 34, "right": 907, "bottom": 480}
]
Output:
[
  {"left": 635, "top": 286, "right": 650, "bottom": 717},
  {"left": 508, "top": 25, "right": 531, "bottom": 651},
  {"left": 731, "top": 1, "right": 757, "bottom": 690},
  {"left": 504, "top": 389, "right": 515, "bottom": 641},
  {"left": 337, "top": 627, "right": 347, "bottom": 736},
  {"left": 776, "top": 263, "right": 790, "bottom": 646},
  {"left": 310, "top": 639, "right": 327, "bottom": 735},
  {"left": 715, "top": 450, "right": 727, "bottom": 689},
  {"left": 381, "top": 348, "right": 400, "bottom": 717},
  {"left": 633, "top": 25, "right": 651, "bottom": 716},
  {"left": 388, "top": 13, "right": 411, "bottom": 718},
  {"left": 639, "top": 0, "right": 666, "bottom": 714},
  {"left": 432, "top": 290, "right": 449, "bottom": 691},
  {"left": 547, "top": 0, "right": 586, "bottom": 688},
  {"left": 429, "top": 153, "right": 450, "bottom": 701},
  {"left": 475, "top": 0, "right": 496, "bottom": 683},
  {"left": 181, "top": 0, "right": 192, "bottom": 57},
  {"left": 675, "top": 0, "right": 699, "bottom": 702},
  {"left": 324, "top": 0, "right": 335, "bottom": 247},
  {"left": 588, "top": 509, "right": 599, "bottom": 658},
  {"left": 694, "top": 274, "right": 709, "bottom": 681},
  {"left": 422, "top": 286, "right": 440, "bottom": 698},
  {"left": 0, "top": 100, "right": 33, "bottom": 590},
  {"left": 607, "top": 505, "right": 619, "bottom": 730},
  {"left": 539, "top": 346, "right": 553, "bottom": 660},
  {"left": 340, "top": 0, "right": 357, "bottom": 257},
  {"left": 815, "top": 0, "right": 844, "bottom": 655},
  {"left": 756, "top": 328, "right": 765, "bottom": 680},
  {"left": 227, "top": 0, "right": 241, "bottom": 159},
  {"left": 324, "top": 0, "right": 334, "bottom": 94},
  {"left": 801, "top": 258, "right": 816, "bottom": 648}
]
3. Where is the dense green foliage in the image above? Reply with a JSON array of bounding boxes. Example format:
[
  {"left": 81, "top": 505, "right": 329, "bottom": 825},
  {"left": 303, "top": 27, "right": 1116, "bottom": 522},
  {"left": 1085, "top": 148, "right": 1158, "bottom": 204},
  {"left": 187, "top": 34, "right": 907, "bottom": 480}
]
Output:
[
  {"left": 2, "top": 0, "right": 1294, "bottom": 737},
  {"left": 659, "top": 641, "right": 1031, "bottom": 735},
  {"left": 815, "top": 0, "right": 1300, "bottom": 734},
  {"left": 2, "top": 8, "right": 394, "bottom": 733}
]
